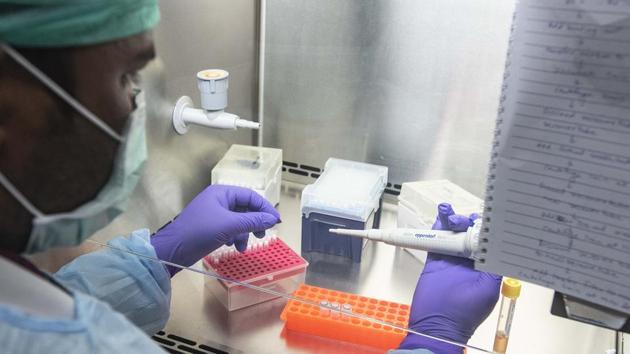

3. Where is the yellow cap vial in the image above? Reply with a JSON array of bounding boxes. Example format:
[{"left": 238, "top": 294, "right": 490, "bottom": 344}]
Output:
[
  {"left": 501, "top": 278, "right": 521, "bottom": 299},
  {"left": 494, "top": 278, "right": 521, "bottom": 353}
]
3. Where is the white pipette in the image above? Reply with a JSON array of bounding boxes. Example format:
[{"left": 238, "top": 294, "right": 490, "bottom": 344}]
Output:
[{"left": 329, "top": 219, "right": 482, "bottom": 258}]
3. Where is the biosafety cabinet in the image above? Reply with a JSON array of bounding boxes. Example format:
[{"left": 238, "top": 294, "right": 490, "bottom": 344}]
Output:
[{"left": 85, "top": 1, "right": 621, "bottom": 353}]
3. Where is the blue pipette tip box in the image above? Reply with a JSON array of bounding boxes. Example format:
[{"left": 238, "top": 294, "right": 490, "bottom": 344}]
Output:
[{"left": 300, "top": 158, "right": 387, "bottom": 262}]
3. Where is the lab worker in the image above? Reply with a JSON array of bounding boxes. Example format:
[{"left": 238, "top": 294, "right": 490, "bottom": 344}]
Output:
[
  {"left": 0, "top": 1, "right": 500, "bottom": 353},
  {"left": 0, "top": 1, "right": 279, "bottom": 353}
]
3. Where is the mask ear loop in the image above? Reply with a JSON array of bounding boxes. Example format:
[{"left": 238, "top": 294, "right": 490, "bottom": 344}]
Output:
[
  {"left": 0, "top": 172, "right": 44, "bottom": 218},
  {"left": 0, "top": 43, "right": 123, "bottom": 142}
]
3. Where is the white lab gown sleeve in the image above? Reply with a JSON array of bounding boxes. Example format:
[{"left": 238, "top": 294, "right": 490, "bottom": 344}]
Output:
[{"left": 53, "top": 229, "right": 171, "bottom": 334}]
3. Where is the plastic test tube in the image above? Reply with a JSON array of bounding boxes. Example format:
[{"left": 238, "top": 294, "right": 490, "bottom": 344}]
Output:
[
  {"left": 330, "top": 302, "right": 341, "bottom": 319},
  {"left": 493, "top": 278, "right": 521, "bottom": 354},
  {"left": 319, "top": 301, "right": 330, "bottom": 316},
  {"left": 342, "top": 303, "right": 352, "bottom": 319}
]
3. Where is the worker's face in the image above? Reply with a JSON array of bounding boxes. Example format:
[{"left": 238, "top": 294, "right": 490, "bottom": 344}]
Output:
[{"left": 0, "top": 32, "right": 155, "bottom": 251}]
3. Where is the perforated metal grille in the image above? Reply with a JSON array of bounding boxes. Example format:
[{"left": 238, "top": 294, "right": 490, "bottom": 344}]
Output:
[
  {"left": 152, "top": 331, "right": 235, "bottom": 354},
  {"left": 281, "top": 160, "right": 401, "bottom": 196}
]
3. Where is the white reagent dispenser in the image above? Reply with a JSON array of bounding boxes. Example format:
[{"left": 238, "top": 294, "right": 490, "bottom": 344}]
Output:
[{"left": 172, "top": 69, "right": 260, "bottom": 134}]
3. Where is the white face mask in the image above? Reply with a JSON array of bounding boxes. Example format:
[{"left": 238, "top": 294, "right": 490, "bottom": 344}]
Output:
[{"left": 0, "top": 44, "right": 148, "bottom": 254}]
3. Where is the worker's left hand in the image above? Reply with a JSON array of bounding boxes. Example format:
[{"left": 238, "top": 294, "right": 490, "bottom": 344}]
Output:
[
  {"left": 398, "top": 203, "right": 501, "bottom": 354},
  {"left": 150, "top": 185, "right": 281, "bottom": 276}
]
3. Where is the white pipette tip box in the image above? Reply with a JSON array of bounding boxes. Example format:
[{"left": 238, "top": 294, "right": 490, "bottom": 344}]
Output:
[
  {"left": 301, "top": 158, "right": 387, "bottom": 222},
  {"left": 211, "top": 144, "right": 282, "bottom": 206}
]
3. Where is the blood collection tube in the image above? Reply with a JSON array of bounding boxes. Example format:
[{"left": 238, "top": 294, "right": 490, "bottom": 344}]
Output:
[{"left": 493, "top": 278, "right": 521, "bottom": 354}]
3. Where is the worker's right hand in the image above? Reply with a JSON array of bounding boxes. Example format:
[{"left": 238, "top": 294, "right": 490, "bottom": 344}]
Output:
[
  {"left": 150, "top": 185, "right": 281, "bottom": 276},
  {"left": 398, "top": 203, "right": 501, "bottom": 354}
]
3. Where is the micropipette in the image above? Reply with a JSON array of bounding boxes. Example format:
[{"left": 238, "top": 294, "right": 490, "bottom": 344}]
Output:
[{"left": 329, "top": 218, "right": 482, "bottom": 258}]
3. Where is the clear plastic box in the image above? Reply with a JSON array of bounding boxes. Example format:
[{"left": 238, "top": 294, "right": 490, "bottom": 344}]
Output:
[
  {"left": 301, "top": 158, "right": 388, "bottom": 262},
  {"left": 397, "top": 179, "right": 483, "bottom": 226},
  {"left": 203, "top": 234, "right": 308, "bottom": 311},
  {"left": 211, "top": 144, "right": 283, "bottom": 206},
  {"left": 397, "top": 180, "right": 483, "bottom": 262}
]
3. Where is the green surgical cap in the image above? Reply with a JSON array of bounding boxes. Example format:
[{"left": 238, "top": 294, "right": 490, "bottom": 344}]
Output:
[{"left": 0, "top": 0, "right": 159, "bottom": 47}]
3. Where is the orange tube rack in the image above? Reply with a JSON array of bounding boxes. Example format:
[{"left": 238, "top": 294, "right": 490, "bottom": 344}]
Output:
[{"left": 280, "top": 284, "right": 410, "bottom": 350}]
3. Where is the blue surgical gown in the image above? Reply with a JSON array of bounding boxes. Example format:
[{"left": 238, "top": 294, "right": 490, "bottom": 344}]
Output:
[{"left": 0, "top": 229, "right": 170, "bottom": 353}]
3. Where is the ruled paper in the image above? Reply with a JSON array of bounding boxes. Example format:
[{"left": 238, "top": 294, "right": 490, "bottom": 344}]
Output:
[{"left": 478, "top": 0, "right": 630, "bottom": 313}]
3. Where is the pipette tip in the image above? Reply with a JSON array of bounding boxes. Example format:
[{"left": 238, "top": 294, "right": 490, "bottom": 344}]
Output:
[{"left": 328, "top": 228, "right": 367, "bottom": 238}]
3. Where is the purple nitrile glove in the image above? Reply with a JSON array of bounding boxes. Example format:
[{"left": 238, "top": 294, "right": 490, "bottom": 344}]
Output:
[
  {"left": 398, "top": 203, "right": 501, "bottom": 354},
  {"left": 150, "top": 185, "right": 281, "bottom": 276}
]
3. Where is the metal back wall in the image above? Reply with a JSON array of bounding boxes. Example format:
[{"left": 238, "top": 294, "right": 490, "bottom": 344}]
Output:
[
  {"left": 32, "top": 0, "right": 259, "bottom": 270},
  {"left": 94, "top": 0, "right": 260, "bottom": 239},
  {"left": 262, "top": 0, "right": 516, "bottom": 197}
]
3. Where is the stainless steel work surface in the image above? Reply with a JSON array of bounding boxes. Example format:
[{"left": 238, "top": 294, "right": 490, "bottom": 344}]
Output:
[{"left": 164, "top": 182, "right": 423, "bottom": 354}]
